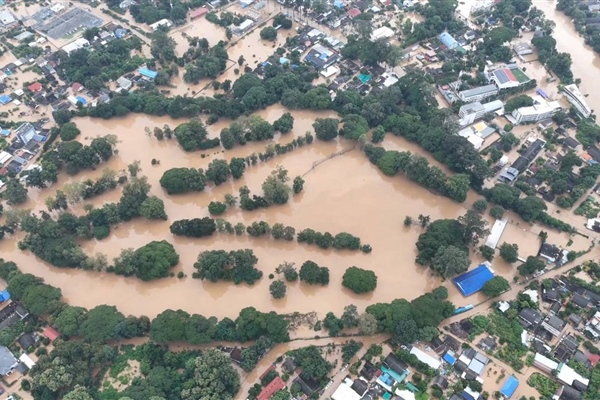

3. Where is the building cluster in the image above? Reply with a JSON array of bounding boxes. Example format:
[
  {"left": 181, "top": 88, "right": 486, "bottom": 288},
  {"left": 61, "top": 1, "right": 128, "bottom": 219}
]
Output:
[
  {"left": 0, "top": 121, "right": 49, "bottom": 181},
  {"left": 502, "top": 275, "right": 600, "bottom": 400},
  {"left": 0, "top": 288, "right": 60, "bottom": 387}
]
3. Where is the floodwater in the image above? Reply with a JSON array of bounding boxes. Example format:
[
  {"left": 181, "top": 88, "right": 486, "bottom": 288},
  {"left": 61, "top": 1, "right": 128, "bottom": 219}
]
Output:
[
  {"left": 0, "top": 104, "right": 585, "bottom": 320},
  {"left": 536, "top": 0, "right": 600, "bottom": 114}
]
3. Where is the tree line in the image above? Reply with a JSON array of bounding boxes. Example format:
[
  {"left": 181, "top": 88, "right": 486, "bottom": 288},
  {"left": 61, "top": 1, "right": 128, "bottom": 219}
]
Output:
[
  {"left": 364, "top": 144, "right": 471, "bottom": 203},
  {"left": 169, "top": 216, "right": 372, "bottom": 253}
]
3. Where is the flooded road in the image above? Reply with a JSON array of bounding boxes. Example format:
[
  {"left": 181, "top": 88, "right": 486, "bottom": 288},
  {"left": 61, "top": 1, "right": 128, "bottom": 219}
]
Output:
[{"left": 0, "top": 104, "right": 584, "bottom": 319}]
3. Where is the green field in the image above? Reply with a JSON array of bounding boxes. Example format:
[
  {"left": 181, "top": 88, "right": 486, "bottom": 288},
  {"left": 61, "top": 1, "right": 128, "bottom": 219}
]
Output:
[{"left": 512, "top": 68, "right": 530, "bottom": 83}]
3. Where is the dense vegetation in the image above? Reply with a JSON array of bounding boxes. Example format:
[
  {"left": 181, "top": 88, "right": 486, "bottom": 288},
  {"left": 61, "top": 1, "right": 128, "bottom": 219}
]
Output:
[
  {"left": 365, "top": 144, "right": 471, "bottom": 203},
  {"left": 415, "top": 211, "right": 489, "bottom": 278},
  {"left": 342, "top": 267, "right": 378, "bottom": 294},
  {"left": 299, "top": 260, "right": 330, "bottom": 285},
  {"left": 110, "top": 240, "right": 179, "bottom": 281},
  {"left": 170, "top": 217, "right": 217, "bottom": 237},
  {"left": 193, "top": 249, "right": 263, "bottom": 284}
]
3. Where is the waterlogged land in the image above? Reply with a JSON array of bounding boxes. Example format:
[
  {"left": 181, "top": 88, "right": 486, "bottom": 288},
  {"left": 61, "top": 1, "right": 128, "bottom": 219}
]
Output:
[{"left": 0, "top": 105, "right": 590, "bottom": 321}]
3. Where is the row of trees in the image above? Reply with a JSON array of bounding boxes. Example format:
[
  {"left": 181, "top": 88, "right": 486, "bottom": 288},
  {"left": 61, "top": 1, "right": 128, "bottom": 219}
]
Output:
[
  {"left": 169, "top": 215, "right": 371, "bottom": 254},
  {"left": 365, "top": 144, "right": 471, "bottom": 203},
  {"left": 220, "top": 113, "right": 295, "bottom": 150}
]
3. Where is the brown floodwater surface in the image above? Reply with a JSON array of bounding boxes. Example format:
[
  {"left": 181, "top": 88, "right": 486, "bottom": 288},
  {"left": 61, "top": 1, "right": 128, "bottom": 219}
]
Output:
[{"left": 0, "top": 105, "right": 589, "bottom": 319}]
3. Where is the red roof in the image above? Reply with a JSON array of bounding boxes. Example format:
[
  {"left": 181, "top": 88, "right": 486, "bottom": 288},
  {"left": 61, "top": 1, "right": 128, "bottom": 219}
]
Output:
[
  {"left": 190, "top": 7, "right": 208, "bottom": 18},
  {"left": 257, "top": 376, "right": 286, "bottom": 400},
  {"left": 259, "top": 365, "right": 275, "bottom": 380},
  {"left": 590, "top": 354, "right": 600, "bottom": 367},
  {"left": 72, "top": 82, "right": 83, "bottom": 91},
  {"left": 348, "top": 8, "right": 362, "bottom": 18},
  {"left": 28, "top": 82, "right": 42, "bottom": 92},
  {"left": 42, "top": 326, "right": 60, "bottom": 341}
]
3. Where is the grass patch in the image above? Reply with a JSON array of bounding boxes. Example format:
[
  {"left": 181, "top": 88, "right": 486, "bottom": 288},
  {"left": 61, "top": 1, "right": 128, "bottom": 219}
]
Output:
[{"left": 527, "top": 372, "right": 559, "bottom": 398}]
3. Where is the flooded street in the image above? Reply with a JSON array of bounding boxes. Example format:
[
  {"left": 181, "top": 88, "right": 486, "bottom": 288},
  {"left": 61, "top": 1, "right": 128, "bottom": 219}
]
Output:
[{"left": 0, "top": 104, "right": 582, "bottom": 319}]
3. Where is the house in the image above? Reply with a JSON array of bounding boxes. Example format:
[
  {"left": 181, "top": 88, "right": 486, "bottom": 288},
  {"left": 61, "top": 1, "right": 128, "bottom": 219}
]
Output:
[
  {"left": 282, "top": 357, "right": 296, "bottom": 373},
  {"left": 571, "top": 293, "right": 589, "bottom": 308},
  {"left": 117, "top": 76, "right": 132, "bottom": 91},
  {"left": 0, "top": 346, "right": 18, "bottom": 375},
  {"left": 189, "top": 7, "right": 209, "bottom": 20},
  {"left": 138, "top": 67, "right": 158, "bottom": 79},
  {"left": 257, "top": 376, "right": 285, "bottom": 400},
  {"left": 42, "top": 326, "right": 60, "bottom": 341},
  {"left": 14, "top": 122, "right": 36, "bottom": 145},
  {"left": 539, "top": 243, "right": 562, "bottom": 263},
  {"left": 347, "top": 8, "right": 361, "bottom": 18},
  {"left": 359, "top": 361, "right": 378, "bottom": 380},
  {"left": 19, "top": 353, "right": 35, "bottom": 370},
  {"left": 542, "top": 287, "right": 560, "bottom": 302},
  {"left": 478, "top": 336, "right": 497, "bottom": 352},
  {"left": 541, "top": 315, "right": 566, "bottom": 337},
  {"left": 350, "top": 379, "right": 368, "bottom": 396},
  {"left": 149, "top": 19, "right": 172, "bottom": 31},
  {"left": 439, "top": 32, "right": 458, "bottom": 50},
  {"left": 569, "top": 314, "right": 583, "bottom": 326},
  {"left": 27, "top": 82, "right": 42, "bottom": 93},
  {"left": 293, "top": 376, "right": 320, "bottom": 397},
  {"left": 513, "top": 42, "right": 533, "bottom": 56},
  {"left": 433, "top": 375, "right": 449, "bottom": 390},
  {"left": 518, "top": 308, "right": 543, "bottom": 329},
  {"left": 304, "top": 44, "right": 339, "bottom": 70},
  {"left": 558, "top": 385, "right": 582, "bottom": 400},
  {"left": 384, "top": 353, "right": 408, "bottom": 376},
  {"left": 72, "top": 82, "right": 84, "bottom": 92},
  {"left": 0, "top": 10, "right": 17, "bottom": 28},
  {"left": 563, "top": 137, "right": 581, "bottom": 151},
  {"left": 229, "top": 348, "right": 242, "bottom": 364},
  {"left": 17, "top": 333, "right": 35, "bottom": 350}
]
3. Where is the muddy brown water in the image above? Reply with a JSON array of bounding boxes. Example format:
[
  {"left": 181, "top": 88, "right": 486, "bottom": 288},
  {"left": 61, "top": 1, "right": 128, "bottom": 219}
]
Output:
[{"left": 0, "top": 105, "right": 585, "bottom": 320}]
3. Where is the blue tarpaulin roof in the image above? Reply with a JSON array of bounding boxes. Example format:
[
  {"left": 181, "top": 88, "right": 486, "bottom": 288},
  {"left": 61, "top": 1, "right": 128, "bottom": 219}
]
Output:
[
  {"left": 452, "top": 263, "right": 495, "bottom": 296},
  {"left": 0, "top": 95, "right": 12, "bottom": 105},
  {"left": 75, "top": 96, "right": 87, "bottom": 105},
  {"left": 358, "top": 74, "right": 371, "bottom": 83},
  {"left": 0, "top": 290, "right": 10, "bottom": 302},
  {"left": 443, "top": 352, "right": 456, "bottom": 365},
  {"left": 138, "top": 67, "right": 158, "bottom": 79},
  {"left": 380, "top": 365, "right": 408, "bottom": 384},
  {"left": 500, "top": 376, "right": 519, "bottom": 398},
  {"left": 0, "top": 129, "right": 10, "bottom": 136}
]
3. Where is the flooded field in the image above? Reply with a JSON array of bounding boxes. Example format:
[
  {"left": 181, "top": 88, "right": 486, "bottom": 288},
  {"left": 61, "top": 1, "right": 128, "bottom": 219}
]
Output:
[{"left": 0, "top": 104, "right": 586, "bottom": 320}]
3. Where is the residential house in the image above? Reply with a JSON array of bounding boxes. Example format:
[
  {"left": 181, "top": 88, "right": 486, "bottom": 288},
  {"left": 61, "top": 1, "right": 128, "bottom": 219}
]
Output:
[
  {"left": 17, "top": 332, "right": 35, "bottom": 350},
  {"left": 539, "top": 243, "right": 562, "bottom": 263},
  {"left": 0, "top": 346, "right": 18, "bottom": 375},
  {"left": 117, "top": 76, "right": 132, "bottom": 91},
  {"left": 257, "top": 376, "right": 286, "bottom": 400},
  {"left": 571, "top": 293, "right": 590, "bottom": 308},
  {"left": 556, "top": 363, "right": 589, "bottom": 390},
  {"left": 518, "top": 308, "right": 543, "bottom": 329},
  {"left": 558, "top": 385, "right": 582, "bottom": 400},
  {"left": 229, "top": 348, "right": 242, "bottom": 364},
  {"left": 14, "top": 122, "right": 36, "bottom": 145},
  {"left": 541, "top": 315, "right": 566, "bottom": 337},
  {"left": 282, "top": 357, "right": 296, "bottom": 373}
]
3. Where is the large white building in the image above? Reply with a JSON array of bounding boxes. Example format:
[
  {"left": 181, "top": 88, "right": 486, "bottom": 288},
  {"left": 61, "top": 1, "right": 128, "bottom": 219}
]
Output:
[
  {"left": 458, "top": 99, "right": 504, "bottom": 126},
  {"left": 563, "top": 84, "right": 592, "bottom": 118},
  {"left": 371, "top": 26, "right": 394, "bottom": 41},
  {"left": 62, "top": 38, "right": 90, "bottom": 55},
  {"left": 458, "top": 84, "right": 498, "bottom": 103},
  {"left": 511, "top": 96, "right": 561, "bottom": 124}
]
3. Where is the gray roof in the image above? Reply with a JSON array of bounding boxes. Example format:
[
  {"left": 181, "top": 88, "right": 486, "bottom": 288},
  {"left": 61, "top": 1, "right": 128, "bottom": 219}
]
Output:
[
  {"left": 459, "top": 84, "right": 498, "bottom": 98},
  {"left": 0, "top": 346, "right": 18, "bottom": 375},
  {"left": 460, "top": 101, "right": 484, "bottom": 114}
]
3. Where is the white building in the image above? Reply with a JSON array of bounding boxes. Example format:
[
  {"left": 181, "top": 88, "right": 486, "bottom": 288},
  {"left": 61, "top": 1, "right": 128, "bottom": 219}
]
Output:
[
  {"left": 459, "top": 99, "right": 504, "bottom": 126},
  {"left": 371, "top": 26, "right": 394, "bottom": 41},
  {"left": 533, "top": 353, "right": 558, "bottom": 374},
  {"left": 563, "top": 84, "right": 592, "bottom": 118},
  {"left": 458, "top": 84, "right": 498, "bottom": 103},
  {"left": 556, "top": 363, "right": 589, "bottom": 389},
  {"left": 149, "top": 19, "right": 172, "bottom": 31},
  {"left": 484, "top": 218, "right": 507, "bottom": 249},
  {"left": 511, "top": 96, "right": 561, "bottom": 124},
  {"left": 409, "top": 347, "right": 441, "bottom": 370},
  {"left": 233, "top": 19, "right": 254, "bottom": 35},
  {"left": 50, "top": 3, "right": 66, "bottom": 13},
  {"left": 331, "top": 378, "right": 362, "bottom": 400},
  {"left": 62, "top": 38, "right": 90, "bottom": 55},
  {"left": 0, "top": 10, "right": 16, "bottom": 27}
]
